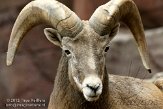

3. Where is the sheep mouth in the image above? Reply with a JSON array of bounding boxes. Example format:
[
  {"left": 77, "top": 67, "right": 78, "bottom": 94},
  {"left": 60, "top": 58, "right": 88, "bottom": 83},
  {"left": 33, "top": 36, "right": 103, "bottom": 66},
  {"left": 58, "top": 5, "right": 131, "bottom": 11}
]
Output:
[
  {"left": 87, "top": 95, "right": 99, "bottom": 99},
  {"left": 83, "top": 90, "right": 100, "bottom": 101},
  {"left": 88, "top": 95, "right": 98, "bottom": 98},
  {"left": 84, "top": 94, "right": 100, "bottom": 102}
]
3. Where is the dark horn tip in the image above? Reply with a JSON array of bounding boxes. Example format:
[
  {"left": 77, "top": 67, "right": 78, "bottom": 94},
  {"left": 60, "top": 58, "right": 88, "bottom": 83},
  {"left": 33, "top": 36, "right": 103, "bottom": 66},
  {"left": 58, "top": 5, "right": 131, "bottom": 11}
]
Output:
[{"left": 147, "top": 69, "right": 152, "bottom": 73}]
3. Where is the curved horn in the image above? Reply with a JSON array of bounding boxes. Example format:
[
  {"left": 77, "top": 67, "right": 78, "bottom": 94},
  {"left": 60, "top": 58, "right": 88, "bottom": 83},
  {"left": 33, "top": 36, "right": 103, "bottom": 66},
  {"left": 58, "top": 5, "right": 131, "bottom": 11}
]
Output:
[
  {"left": 7, "top": 0, "right": 83, "bottom": 66},
  {"left": 89, "top": 0, "right": 151, "bottom": 73}
]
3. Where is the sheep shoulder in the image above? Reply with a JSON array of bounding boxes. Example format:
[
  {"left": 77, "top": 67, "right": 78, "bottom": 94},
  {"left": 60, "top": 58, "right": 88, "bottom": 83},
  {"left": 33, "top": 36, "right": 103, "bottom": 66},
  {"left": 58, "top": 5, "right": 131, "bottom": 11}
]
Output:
[{"left": 108, "top": 74, "right": 163, "bottom": 109}]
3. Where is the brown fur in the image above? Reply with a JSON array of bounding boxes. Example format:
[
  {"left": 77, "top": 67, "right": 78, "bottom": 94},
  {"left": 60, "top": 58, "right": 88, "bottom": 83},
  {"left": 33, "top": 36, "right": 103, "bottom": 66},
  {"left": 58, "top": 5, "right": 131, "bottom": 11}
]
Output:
[
  {"left": 48, "top": 54, "right": 163, "bottom": 109},
  {"left": 6, "top": 0, "right": 163, "bottom": 109},
  {"left": 48, "top": 54, "right": 109, "bottom": 109}
]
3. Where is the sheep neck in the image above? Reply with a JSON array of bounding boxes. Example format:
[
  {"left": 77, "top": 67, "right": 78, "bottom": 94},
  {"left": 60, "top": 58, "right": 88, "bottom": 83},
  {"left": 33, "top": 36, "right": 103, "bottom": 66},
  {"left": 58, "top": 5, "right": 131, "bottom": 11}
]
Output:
[{"left": 50, "top": 54, "right": 110, "bottom": 109}]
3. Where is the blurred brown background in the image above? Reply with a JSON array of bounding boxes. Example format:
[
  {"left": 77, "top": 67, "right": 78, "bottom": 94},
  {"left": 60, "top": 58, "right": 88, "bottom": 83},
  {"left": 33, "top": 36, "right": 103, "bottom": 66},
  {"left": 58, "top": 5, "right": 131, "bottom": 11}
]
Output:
[{"left": 0, "top": 0, "right": 163, "bottom": 108}]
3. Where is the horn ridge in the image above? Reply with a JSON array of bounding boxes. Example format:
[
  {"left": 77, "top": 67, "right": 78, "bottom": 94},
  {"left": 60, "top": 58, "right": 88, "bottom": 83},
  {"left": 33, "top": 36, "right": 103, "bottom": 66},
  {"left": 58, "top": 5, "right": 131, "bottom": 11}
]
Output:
[
  {"left": 89, "top": 0, "right": 151, "bottom": 72},
  {"left": 7, "top": 0, "right": 83, "bottom": 66}
]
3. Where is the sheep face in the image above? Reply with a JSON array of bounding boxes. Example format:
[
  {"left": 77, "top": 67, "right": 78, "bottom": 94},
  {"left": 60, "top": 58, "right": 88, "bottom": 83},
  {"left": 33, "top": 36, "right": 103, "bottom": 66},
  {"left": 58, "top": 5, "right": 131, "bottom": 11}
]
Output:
[{"left": 44, "top": 22, "right": 119, "bottom": 102}]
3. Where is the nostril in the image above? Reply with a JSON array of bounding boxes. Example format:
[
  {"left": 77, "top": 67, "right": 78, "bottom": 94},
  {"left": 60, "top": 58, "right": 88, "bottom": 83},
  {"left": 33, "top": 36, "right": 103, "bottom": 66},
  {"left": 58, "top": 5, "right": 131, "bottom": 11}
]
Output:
[
  {"left": 86, "top": 84, "right": 100, "bottom": 93},
  {"left": 95, "top": 84, "right": 100, "bottom": 90}
]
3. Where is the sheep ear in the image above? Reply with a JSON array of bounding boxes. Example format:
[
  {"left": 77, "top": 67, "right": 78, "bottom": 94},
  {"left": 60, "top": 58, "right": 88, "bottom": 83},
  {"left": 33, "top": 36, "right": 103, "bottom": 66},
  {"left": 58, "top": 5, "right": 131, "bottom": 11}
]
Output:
[
  {"left": 44, "top": 28, "right": 62, "bottom": 47},
  {"left": 109, "top": 23, "right": 120, "bottom": 40}
]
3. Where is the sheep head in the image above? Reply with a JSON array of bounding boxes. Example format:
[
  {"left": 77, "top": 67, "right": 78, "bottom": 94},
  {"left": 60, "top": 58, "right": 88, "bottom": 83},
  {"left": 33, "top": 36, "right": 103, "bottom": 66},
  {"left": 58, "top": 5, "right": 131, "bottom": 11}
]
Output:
[
  {"left": 44, "top": 21, "right": 118, "bottom": 101},
  {"left": 7, "top": 0, "right": 151, "bottom": 102}
]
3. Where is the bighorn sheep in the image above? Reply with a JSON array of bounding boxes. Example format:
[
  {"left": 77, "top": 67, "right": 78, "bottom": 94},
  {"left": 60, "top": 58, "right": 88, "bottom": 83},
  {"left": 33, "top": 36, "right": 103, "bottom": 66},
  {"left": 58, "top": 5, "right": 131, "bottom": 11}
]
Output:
[{"left": 7, "top": 0, "right": 163, "bottom": 109}]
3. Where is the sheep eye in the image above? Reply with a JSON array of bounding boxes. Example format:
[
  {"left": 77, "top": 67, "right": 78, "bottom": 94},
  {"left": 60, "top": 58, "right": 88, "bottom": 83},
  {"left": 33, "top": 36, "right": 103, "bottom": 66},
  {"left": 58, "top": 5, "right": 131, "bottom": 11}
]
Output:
[
  {"left": 64, "top": 50, "right": 71, "bottom": 55},
  {"left": 104, "top": 46, "right": 110, "bottom": 52}
]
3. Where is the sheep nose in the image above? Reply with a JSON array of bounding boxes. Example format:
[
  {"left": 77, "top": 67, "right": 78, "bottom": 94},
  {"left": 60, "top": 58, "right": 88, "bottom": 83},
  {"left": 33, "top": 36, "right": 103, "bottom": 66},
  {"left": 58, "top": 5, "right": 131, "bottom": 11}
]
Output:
[{"left": 86, "top": 84, "right": 100, "bottom": 93}]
